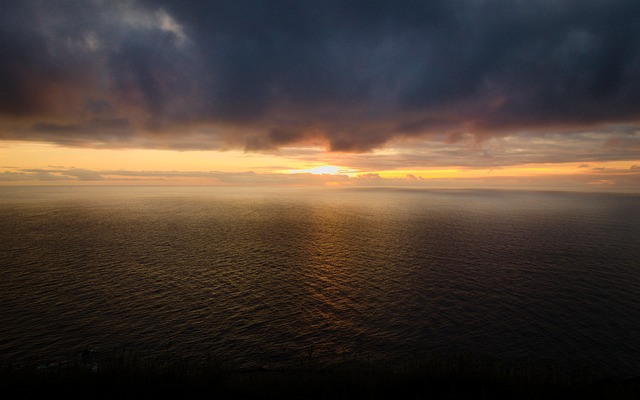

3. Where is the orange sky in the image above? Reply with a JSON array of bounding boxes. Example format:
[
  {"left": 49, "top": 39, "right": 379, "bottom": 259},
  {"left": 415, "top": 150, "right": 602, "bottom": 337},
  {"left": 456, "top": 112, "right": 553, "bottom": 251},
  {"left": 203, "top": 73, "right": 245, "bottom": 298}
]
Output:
[
  {"left": 2, "top": 140, "right": 639, "bottom": 191},
  {"left": 2, "top": 2, "right": 640, "bottom": 191}
]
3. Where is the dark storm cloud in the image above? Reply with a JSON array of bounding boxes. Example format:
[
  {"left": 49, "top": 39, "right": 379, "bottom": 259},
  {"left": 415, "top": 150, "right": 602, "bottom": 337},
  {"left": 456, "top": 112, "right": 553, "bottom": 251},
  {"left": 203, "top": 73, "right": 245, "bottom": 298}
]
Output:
[{"left": 1, "top": 0, "right": 640, "bottom": 153}]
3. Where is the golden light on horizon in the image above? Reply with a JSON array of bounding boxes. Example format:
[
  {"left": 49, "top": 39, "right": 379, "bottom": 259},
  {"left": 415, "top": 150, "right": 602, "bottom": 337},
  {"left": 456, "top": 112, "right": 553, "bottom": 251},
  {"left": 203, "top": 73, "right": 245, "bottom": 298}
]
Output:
[
  {"left": 1, "top": 140, "right": 639, "bottom": 191},
  {"left": 0, "top": 141, "right": 291, "bottom": 172},
  {"left": 284, "top": 165, "right": 357, "bottom": 175}
]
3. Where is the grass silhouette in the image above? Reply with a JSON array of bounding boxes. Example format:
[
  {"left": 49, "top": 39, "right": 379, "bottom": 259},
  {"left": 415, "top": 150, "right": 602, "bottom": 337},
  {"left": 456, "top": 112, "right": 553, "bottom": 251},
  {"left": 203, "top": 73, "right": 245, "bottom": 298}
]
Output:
[{"left": 2, "top": 349, "right": 639, "bottom": 399}]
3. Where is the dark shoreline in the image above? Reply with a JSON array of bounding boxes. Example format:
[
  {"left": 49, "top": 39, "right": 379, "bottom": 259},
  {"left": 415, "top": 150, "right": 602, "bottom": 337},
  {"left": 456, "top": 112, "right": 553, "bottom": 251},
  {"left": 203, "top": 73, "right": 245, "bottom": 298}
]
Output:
[{"left": 2, "top": 350, "right": 639, "bottom": 399}]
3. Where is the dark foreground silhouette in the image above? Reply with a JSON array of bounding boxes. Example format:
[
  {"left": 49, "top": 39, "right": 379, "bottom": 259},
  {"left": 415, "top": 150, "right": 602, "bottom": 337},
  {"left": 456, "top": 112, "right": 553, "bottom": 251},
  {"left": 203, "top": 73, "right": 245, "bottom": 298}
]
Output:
[{"left": 2, "top": 350, "right": 639, "bottom": 399}]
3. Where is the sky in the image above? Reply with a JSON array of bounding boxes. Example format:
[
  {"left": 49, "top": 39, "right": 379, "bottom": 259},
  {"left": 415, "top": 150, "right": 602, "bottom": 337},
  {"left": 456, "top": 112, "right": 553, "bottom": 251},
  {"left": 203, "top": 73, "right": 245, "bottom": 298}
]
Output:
[{"left": 1, "top": 0, "right": 639, "bottom": 190}]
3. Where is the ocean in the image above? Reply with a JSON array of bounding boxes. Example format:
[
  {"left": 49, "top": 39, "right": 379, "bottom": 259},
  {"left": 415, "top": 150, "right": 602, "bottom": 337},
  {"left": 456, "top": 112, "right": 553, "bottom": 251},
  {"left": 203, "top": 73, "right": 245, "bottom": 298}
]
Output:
[{"left": 1, "top": 186, "right": 639, "bottom": 376}]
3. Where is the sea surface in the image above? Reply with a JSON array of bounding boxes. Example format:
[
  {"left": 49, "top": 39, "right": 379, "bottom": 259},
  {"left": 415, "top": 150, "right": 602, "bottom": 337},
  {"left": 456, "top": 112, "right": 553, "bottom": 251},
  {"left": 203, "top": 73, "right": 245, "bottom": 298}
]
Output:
[{"left": 1, "top": 186, "right": 639, "bottom": 376}]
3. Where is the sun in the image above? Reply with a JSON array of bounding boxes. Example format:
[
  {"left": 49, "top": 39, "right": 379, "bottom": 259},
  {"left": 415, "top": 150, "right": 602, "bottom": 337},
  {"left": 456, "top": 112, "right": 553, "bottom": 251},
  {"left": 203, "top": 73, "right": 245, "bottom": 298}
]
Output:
[
  {"left": 286, "top": 165, "right": 346, "bottom": 175},
  {"left": 304, "top": 165, "right": 341, "bottom": 175}
]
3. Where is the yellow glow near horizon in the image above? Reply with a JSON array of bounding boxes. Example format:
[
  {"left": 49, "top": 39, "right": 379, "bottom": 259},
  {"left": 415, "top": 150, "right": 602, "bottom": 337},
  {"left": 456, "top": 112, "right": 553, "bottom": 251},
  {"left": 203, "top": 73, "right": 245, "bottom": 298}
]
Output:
[
  {"left": 1, "top": 140, "right": 639, "bottom": 190},
  {"left": 0, "top": 141, "right": 289, "bottom": 172},
  {"left": 374, "top": 162, "right": 637, "bottom": 180}
]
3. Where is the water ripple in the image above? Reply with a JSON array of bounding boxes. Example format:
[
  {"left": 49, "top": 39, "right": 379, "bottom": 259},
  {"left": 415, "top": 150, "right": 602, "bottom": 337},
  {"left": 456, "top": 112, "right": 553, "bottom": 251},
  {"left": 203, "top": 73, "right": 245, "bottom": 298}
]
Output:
[{"left": 1, "top": 187, "right": 639, "bottom": 375}]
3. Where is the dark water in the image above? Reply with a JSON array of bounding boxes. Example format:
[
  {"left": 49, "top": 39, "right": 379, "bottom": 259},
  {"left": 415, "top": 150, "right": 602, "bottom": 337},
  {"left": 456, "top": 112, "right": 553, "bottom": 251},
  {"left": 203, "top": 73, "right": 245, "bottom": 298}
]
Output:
[{"left": 1, "top": 186, "right": 639, "bottom": 375}]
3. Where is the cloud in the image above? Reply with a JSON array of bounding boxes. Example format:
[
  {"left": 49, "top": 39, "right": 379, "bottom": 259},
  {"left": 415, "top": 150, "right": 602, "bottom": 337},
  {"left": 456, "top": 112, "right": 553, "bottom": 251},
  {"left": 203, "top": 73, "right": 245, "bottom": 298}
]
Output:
[
  {"left": 588, "top": 179, "right": 615, "bottom": 185},
  {"left": 300, "top": 130, "right": 640, "bottom": 171},
  {"left": 1, "top": 1, "right": 640, "bottom": 158},
  {"left": 15, "top": 168, "right": 106, "bottom": 181}
]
